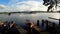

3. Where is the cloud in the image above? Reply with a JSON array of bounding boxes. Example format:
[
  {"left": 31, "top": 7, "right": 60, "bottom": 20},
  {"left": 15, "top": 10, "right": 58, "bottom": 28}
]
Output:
[
  {"left": 0, "top": 0, "right": 60, "bottom": 12},
  {"left": 0, "top": 4, "right": 17, "bottom": 12},
  {"left": 0, "top": 4, "right": 6, "bottom": 9},
  {"left": 14, "top": 1, "right": 48, "bottom": 11},
  {"left": 0, "top": 0, "right": 48, "bottom": 12}
]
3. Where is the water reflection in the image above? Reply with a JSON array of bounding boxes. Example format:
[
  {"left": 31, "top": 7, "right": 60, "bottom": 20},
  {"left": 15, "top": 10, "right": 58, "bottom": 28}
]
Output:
[{"left": 0, "top": 13, "right": 59, "bottom": 26}]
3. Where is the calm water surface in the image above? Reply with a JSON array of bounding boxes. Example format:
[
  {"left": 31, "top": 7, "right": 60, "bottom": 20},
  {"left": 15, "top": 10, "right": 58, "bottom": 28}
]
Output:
[{"left": 0, "top": 13, "right": 59, "bottom": 28}]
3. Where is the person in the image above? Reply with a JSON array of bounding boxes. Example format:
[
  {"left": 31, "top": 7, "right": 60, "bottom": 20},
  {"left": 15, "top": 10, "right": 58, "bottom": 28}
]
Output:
[
  {"left": 3, "top": 21, "right": 9, "bottom": 34},
  {"left": 5, "top": 21, "right": 15, "bottom": 34},
  {"left": 26, "top": 20, "right": 35, "bottom": 34},
  {"left": 8, "top": 21, "right": 20, "bottom": 34},
  {"left": 9, "top": 21, "right": 15, "bottom": 29},
  {"left": 41, "top": 20, "right": 45, "bottom": 27},
  {"left": 45, "top": 20, "right": 49, "bottom": 31},
  {"left": 0, "top": 21, "right": 5, "bottom": 34},
  {"left": 37, "top": 20, "right": 39, "bottom": 26}
]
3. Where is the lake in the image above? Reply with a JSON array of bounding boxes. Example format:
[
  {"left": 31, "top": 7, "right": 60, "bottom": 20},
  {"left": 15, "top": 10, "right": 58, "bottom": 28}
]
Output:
[{"left": 0, "top": 13, "right": 59, "bottom": 28}]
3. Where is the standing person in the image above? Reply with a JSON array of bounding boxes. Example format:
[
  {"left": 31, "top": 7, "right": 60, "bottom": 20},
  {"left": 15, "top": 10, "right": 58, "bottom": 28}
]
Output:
[
  {"left": 9, "top": 21, "right": 15, "bottom": 29},
  {"left": 0, "top": 21, "right": 4, "bottom": 34},
  {"left": 0, "top": 21, "right": 6, "bottom": 34},
  {"left": 6, "top": 21, "right": 15, "bottom": 34},
  {"left": 8, "top": 21, "right": 20, "bottom": 34},
  {"left": 41, "top": 20, "right": 45, "bottom": 27},
  {"left": 37, "top": 20, "right": 39, "bottom": 26},
  {"left": 26, "top": 20, "right": 34, "bottom": 34},
  {"left": 59, "top": 19, "right": 60, "bottom": 26},
  {"left": 6, "top": 21, "right": 10, "bottom": 31},
  {"left": 45, "top": 20, "right": 49, "bottom": 31},
  {"left": 3, "top": 21, "right": 9, "bottom": 34}
]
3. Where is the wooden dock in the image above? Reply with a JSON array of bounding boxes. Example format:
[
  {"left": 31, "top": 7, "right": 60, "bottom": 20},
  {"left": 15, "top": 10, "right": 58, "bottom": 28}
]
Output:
[
  {"left": 15, "top": 26, "right": 27, "bottom": 34},
  {"left": 26, "top": 22, "right": 51, "bottom": 34},
  {"left": 32, "top": 25, "right": 51, "bottom": 34}
]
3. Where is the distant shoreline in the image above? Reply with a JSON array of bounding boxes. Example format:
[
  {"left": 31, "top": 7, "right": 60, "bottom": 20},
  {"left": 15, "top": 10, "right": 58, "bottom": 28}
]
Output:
[{"left": 0, "top": 11, "right": 60, "bottom": 14}]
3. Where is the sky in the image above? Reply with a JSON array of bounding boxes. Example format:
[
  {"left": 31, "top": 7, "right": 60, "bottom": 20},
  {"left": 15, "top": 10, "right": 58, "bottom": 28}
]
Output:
[
  {"left": 0, "top": 0, "right": 60, "bottom": 12},
  {"left": 0, "top": 0, "right": 48, "bottom": 12}
]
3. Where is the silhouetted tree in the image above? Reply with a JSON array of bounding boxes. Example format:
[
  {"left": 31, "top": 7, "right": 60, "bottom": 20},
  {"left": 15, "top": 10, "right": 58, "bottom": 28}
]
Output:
[{"left": 43, "top": 0, "right": 58, "bottom": 12}]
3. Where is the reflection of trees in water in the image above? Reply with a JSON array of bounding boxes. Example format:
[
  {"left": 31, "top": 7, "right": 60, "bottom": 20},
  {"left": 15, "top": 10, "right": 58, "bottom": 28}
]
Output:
[{"left": 43, "top": 0, "right": 60, "bottom": 12}]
